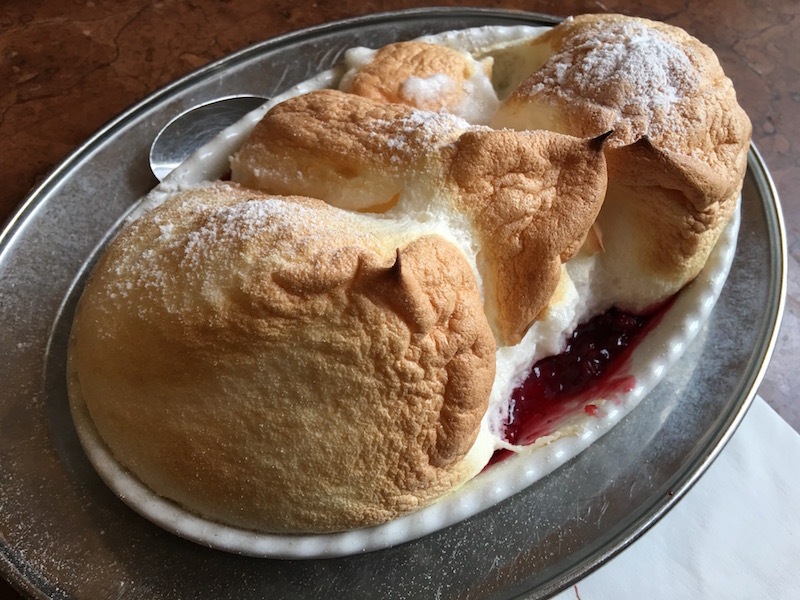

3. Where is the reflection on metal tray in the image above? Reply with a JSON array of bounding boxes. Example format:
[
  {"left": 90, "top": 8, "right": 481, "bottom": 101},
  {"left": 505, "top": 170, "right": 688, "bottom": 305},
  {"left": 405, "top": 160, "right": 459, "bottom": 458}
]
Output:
[{"left": 0, "top": 8, "right": 785, "bottom": 599}]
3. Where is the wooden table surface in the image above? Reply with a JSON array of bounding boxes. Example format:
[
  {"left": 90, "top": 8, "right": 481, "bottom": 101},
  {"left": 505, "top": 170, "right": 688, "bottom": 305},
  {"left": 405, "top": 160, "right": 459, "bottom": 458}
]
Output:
[{"left": 1, "top": 1, "right": 797, "bottom": 597}]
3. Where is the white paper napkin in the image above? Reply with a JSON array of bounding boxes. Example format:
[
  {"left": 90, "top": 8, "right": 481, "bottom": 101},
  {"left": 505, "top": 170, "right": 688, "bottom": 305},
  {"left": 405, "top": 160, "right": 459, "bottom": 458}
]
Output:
[{"left": 552, "top": 395, "right": 800, "bottom": 600}]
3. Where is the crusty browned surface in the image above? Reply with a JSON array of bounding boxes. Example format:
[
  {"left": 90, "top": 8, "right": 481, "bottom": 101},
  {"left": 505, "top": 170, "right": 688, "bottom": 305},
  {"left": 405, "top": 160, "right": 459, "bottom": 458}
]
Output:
[
  {"left": 230, "top": 88, "right": 466, "bottom": 211},
  {"left": 447, "top": 128, "right": 607, "bottom": 342},
  {"left": 232, "top": 89, "right": 607, "bottom": 344},
  {"left": 453, "top": 130, "right": 607, "bottom": 344},
  {"left": 69, "top": 182, "right": 495, "bottom": 532},
  {"left": 492, "top": 14, "right": 752, "bottom": 308},
  {"left": 342, "top": 41, "right": 490, "bottom": 112}
]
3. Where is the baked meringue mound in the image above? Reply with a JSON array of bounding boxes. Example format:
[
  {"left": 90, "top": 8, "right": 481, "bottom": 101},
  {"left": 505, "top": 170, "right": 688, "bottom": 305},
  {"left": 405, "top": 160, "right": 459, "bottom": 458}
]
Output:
[
  {"left": 68, "top": 182, "right": 497, "bottom": 533},
  {"left": 339, "top": 40, "right": 499, "bottom": 123},
  {"left": 491, "top": 13, "right": 752, "bottom": 310},
  {"left": 230, "top": 89, "right": 608, "bottom": 345}
]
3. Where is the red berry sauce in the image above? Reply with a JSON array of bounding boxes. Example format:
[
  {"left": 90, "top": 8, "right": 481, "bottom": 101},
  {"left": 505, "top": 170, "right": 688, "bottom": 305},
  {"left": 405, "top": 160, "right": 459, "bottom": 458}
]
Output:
[{"left": 494, "top": 302, "right": 671, "bottom": 460}]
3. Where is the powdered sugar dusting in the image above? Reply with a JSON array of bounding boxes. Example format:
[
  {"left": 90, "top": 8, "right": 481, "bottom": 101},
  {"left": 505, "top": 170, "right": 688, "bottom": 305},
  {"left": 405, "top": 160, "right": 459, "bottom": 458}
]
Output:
[
  {"left": 400, "top": 73, "right": 456, "bottom": 105},
  {"left": 531, "top": 20, "right": 700, "bottom": 141},
  {"left": 372, "top": 109, "right": 471, "bottom": 165},
  {"left": 181, "top": 199, "right": 313, "bottom": 270},
  {"left": 107, "top": 193, "right": 390, "bottom": 320},
  {"left": 397, "top": 68, "right": 500, "bottom": 126},
  {"left": 563, "top": 22, "right": 697, "bottom": 104}
]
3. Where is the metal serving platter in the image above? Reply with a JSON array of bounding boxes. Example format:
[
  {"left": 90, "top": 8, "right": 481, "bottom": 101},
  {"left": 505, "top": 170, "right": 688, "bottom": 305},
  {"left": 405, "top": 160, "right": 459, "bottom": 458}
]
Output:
[{"left": 0, "top": 8, "right": 786, "bottom": 599}]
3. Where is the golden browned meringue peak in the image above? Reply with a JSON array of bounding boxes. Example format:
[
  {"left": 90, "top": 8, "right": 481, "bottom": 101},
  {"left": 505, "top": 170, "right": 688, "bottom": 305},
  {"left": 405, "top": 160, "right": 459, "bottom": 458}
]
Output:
[
  {"left": 339, "top": 41, "right": 497, "bottom": 122},
  {"left": 492, "top": 14, "right": 752, "bottom": 309},
  {"left": 230, "top": 89, "right": 608, "bottom": 345},
  {"left": 68, "top": 182, "right": 496, "bottom": 533}
]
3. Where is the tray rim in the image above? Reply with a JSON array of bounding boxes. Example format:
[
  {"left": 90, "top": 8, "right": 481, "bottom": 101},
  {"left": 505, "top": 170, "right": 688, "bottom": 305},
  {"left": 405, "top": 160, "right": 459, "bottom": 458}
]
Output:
[{"left": 0, "top": 7, "right": 788, "bottom": 599}]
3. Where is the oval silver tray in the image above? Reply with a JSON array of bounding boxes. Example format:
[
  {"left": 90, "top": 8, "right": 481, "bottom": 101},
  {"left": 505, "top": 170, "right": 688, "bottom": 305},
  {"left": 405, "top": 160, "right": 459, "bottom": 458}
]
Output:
[{"left": 0, "top": 8, "right": 786, "bottom": 599}]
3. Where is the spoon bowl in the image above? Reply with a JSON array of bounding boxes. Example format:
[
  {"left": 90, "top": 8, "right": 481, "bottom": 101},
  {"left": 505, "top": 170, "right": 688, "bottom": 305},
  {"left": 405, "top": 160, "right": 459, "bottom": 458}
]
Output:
[{"left": 149, "top": 95, "right": 268, "bottom": 181}]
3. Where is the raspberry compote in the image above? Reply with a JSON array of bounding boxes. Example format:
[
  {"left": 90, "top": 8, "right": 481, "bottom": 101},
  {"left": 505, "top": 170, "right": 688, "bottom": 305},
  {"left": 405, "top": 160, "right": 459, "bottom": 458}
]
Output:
[{"left": 492, "top": 302, "right": 670, "bottom": 463}]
